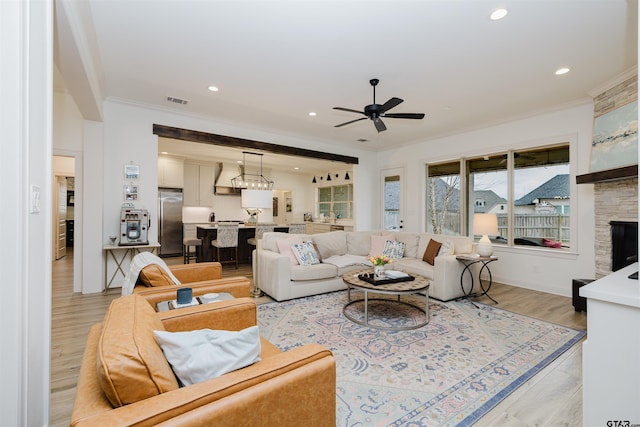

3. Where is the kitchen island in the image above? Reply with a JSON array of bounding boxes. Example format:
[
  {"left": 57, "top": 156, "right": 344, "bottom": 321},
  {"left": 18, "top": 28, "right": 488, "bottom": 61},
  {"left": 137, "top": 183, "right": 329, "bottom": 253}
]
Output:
[{"left": 196, "top": 224, "right": 289, "bottom": 264}]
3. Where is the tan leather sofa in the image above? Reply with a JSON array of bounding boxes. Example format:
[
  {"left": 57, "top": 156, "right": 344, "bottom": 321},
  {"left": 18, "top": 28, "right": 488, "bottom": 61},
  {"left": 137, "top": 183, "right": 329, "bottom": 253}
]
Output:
[
  {"left": 132, "top": 261, "right": 250, "bottom": 298},
  {"left": 71, "top": 292, "right": 336, "bottom": 426}
]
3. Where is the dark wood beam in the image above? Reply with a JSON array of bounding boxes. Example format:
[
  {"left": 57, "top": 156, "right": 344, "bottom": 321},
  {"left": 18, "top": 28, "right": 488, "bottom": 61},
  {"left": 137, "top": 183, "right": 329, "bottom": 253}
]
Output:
[
  {"left": 576, "top": 164, "right": 638, "bottom": 184},
  {"left": 153, "top": 124, "right": 359, "bottom": 165}
]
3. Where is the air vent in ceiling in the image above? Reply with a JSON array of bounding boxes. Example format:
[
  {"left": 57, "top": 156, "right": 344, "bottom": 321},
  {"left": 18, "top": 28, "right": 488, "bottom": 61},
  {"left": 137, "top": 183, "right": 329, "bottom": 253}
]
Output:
[{"left": 166, "top": 96, "right": 189, "bottom": 105}]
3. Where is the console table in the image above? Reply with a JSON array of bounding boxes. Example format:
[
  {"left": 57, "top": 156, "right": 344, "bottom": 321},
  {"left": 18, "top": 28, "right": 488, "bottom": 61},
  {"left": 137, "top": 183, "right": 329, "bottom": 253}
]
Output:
[
  {"left": 456, "top": 254, "right": 498, "bottom": 305},
  {"left": 103, "top": 243, "right": 160, "bottom": 292}
]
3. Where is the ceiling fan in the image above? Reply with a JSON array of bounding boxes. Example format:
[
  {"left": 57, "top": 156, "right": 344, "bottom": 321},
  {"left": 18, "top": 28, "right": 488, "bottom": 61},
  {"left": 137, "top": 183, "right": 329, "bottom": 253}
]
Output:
[{"left": 333, "top": 78, "right": 425, "bottom": 132}]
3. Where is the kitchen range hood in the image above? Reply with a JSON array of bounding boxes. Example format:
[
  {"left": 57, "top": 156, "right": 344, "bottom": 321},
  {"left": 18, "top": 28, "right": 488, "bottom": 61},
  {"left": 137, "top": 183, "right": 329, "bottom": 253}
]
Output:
[{"left": 214, "top": 163, "right": 242, "bottom": 195}]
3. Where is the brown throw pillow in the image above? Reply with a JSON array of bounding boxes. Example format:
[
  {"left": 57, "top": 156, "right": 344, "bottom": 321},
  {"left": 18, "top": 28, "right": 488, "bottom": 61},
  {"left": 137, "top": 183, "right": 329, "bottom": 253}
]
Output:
[
  {"left": 138, "top": 264, "right": 174, "bottom": 287},
  {"left": 423, "top": 239, "right": 442, "bottom": 265}
]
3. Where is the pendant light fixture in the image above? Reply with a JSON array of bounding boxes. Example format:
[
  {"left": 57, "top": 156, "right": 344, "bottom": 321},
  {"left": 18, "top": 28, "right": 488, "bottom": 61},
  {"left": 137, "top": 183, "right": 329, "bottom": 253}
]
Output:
[
  {"left": 345, "top": 172, "right": 350, "bottom": 180},
  {"left": 327, "top": 173, "right": 331, "bottom": 181},
  {"left": 312, "top": 176, "right": 317, "bottom": 183},
  {"left": 231, "top": 151, "right": 274, "bottom": 190}
]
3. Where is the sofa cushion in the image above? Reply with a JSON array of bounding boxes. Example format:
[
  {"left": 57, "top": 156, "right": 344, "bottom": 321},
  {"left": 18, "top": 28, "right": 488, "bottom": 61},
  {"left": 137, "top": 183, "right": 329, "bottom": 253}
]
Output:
[
  {"left": 291, "top": 242, "right": 321, "bottom": 266},
  {"left": 392, "top": 258, "right": 436, "bottom": 280},
  {"left": 153, "top": 326, "right": 261, "bottom": 386},
  {"left": 97, "top": 295, "right": 179, "bottom": 407},
  {"left": 311, "top": 230, "right": 347, "bottom": 259},
  {"left": 383, "top": 240, "right": 405, "bottom": 259},
  {"left": 346, "top": 231, "right": 375, "bottom": 256},
  {"left": 276, "top": 234, "right": 304, "bottom": 265},
  {"left": 263, "top": 232, "right": 298, "bottom": 252},
  {"left": 423, "top": 239, "right": 442, "bottom": 265},
  {"left": 290, "top": 263, "right": 338, "bottom": 281},
  {"left": 138, "top": 264, "right": 175, "bottom": 287},
  {"left": 393, "top": 232, "right": 420, "bottom": 259}
]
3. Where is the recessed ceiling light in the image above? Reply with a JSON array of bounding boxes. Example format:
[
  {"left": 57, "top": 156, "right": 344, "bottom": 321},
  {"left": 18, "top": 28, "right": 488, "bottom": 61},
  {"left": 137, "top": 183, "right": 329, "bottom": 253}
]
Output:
[
  {"left": 555, "top": 67, "right": 571, "bottom": 75},
  {"left": 294, "top": 167, "right": 299, "bottom": 170},
  {"left": 490, "top": 8, "right": 508, "bottom": 20},
  {"left": 161, "top": 151, "right": 168, "bottom": 155},
  {"left": 208, "top": 85, "right": 219, "bottom": 92},
  {"left": 308, "top": 112, "right": 317, "bottom": 116}
]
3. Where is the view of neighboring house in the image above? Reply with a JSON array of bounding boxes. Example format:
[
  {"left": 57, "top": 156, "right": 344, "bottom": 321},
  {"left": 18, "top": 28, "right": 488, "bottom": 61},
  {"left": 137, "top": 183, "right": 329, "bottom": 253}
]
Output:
[
  {"left": 514, "top": 174, "right": 570, "bottom": 215},
  {"left": 429, "top": 175, "right": 570, "bottom": 241}
]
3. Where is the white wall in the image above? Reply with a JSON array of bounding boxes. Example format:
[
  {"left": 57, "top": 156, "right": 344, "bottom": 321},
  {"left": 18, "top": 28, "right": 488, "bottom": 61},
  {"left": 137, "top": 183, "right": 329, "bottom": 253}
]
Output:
[
  {"left": 377, "top": 103, "right": 597, "bottom": 297},
  {"left": 1, "top": 0, "right": 52, "bottom": 424}
]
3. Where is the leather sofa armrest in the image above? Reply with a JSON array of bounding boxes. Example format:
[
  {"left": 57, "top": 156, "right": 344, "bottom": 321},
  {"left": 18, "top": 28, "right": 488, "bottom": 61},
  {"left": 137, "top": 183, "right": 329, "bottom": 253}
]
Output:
[
  {"left": 169, "top": 262, "right": 222, "bottom": 283},
  {"left": 71, "top": 344, "right": 336, "bottom": 427},
  {"left": 156, "top": 297, "right": 257, "bottom": 332},
  {"left": 135, "top": 277, "right": 251, "bottom": 308}
]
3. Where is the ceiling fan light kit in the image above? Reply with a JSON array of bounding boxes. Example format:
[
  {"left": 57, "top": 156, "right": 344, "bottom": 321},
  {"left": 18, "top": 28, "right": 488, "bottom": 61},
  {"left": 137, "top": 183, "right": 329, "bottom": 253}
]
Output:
[{"left": 333, "top": 79, "right": 425, "bottom": 132}]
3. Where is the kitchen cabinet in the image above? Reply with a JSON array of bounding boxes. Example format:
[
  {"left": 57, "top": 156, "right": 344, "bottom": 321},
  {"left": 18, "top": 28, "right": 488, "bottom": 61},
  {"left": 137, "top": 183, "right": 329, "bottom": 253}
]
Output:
[
  {"left": 183, "top": 163, "right": 216, "bottom": 207},
  {"left": 305, "top": 222, "right": 353, "bottom": 234},
  {"left": 158, "top": 156, "right": 184, "bottom": 188}
]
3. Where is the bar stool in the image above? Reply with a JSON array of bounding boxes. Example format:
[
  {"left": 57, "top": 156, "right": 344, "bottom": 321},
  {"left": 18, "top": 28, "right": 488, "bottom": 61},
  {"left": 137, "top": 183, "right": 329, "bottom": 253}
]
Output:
[
  {"left": 288, "top": 223, "right": 307, "bottom": 234},
  {"left": 183, "top": 238, "right": 202, "bottom": 264},
  {"left": 211, "top": 224, "right": 239, "bottom": 269}
]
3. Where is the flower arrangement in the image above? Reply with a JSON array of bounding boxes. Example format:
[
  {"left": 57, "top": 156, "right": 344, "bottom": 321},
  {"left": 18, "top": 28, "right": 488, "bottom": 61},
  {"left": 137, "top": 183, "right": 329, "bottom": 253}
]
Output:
[{"left": 369, "top": 255, "right": 392, "bottom": 266}]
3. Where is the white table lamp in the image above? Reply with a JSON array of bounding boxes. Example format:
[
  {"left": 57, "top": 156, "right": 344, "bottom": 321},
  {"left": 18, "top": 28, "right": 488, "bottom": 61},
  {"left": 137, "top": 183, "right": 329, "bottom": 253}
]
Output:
[
  {"left": 241, "top": 189, "right": 273, "bottom": 297},
  {"left": 473, "top": 213, "right": 498, "bottom": 257}
]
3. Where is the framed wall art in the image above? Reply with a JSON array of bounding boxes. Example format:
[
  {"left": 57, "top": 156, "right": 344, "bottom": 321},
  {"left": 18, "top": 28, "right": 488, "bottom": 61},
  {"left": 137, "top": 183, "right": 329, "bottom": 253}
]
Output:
[
  {"left": 590, "top": 101, "right": 638, "bottom": 173},
  {"left": 124, "top": 164, "right": 140, "bottom": 180},
  {"left": 124, "top": 185, "right": 138, "bottom": 201}
]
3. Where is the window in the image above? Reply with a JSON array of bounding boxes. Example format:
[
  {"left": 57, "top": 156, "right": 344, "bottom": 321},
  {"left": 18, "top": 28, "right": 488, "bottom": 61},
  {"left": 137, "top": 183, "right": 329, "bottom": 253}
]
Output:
[
  {"left": 426, "top": 161, "right": 461, "bottom": 235},
  {"left": 318, "top": 184, "right": 353, "bottom": 219},
  {"left": 512, "top": 146, "right": 570, "bottom": 247},
  {"left": 426, "top": 144, "right": 571, "bottom": 249}
]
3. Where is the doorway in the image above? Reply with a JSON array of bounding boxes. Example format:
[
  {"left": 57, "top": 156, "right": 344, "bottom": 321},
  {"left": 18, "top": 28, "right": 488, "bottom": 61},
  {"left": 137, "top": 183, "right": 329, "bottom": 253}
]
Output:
[
  {"left": 52, "top": 153, "right": 82, "bottom": 293},
  {"left": 381, "top": 167, "right": 405, "bottom": 231}
]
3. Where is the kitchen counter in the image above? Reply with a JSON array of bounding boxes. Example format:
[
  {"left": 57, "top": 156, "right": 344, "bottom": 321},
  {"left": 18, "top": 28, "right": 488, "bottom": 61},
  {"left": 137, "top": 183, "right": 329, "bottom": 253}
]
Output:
[{"left": 196, "top": 224, "right": 290, "bottom": 264}]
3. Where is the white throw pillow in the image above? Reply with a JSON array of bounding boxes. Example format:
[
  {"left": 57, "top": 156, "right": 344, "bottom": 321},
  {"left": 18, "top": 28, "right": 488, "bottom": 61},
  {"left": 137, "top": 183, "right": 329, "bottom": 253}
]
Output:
[
  {"left": 154, "top": 326, "right": 261, "bottom": 386},
  {"left": 276, "top": 235, "right": 304, "bottom": 265},
  {"left": 290, "top": 241, "right": 321, "bottom": 266},
  {"left": 440, "top": 239, "right": 454, "bottom": 256}
]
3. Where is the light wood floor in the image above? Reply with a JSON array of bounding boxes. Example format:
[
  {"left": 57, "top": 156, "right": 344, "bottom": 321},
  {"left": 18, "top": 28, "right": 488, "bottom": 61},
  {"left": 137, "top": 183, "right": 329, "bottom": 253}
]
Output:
[{"left": 50, "top": 250, "right": 586, "bottom": 426}]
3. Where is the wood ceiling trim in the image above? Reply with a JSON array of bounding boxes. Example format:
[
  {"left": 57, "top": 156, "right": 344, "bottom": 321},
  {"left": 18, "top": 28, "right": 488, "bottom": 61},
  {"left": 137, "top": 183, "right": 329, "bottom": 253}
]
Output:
[{"left": 153, "top": 124, "right": 359, "bottom": 165}]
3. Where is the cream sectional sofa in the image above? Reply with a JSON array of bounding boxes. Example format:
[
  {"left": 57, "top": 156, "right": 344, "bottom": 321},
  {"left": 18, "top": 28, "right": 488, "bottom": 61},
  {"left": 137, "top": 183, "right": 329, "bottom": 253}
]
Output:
[{"left": 256, "top": 230, "right": 478, "bottom": 302}]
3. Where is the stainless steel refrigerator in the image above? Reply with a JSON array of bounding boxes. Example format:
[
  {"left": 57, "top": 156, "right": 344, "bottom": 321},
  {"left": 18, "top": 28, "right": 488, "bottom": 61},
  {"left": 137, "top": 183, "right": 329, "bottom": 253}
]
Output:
[{"left": 158, "top": 189, "right": 183, "bottom": 257}]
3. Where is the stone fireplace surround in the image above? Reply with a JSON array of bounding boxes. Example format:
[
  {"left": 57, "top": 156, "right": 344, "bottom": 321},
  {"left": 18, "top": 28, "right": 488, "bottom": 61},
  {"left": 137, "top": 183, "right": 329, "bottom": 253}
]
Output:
[{"left": 593, "top": 178, "right": 638, "bottom": 278}]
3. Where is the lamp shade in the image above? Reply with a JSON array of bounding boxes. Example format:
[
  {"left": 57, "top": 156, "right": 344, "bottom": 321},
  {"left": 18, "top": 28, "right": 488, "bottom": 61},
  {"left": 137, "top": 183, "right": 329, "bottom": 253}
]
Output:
[
  {"left": 473, "top": 213, "right": 498, "bottom": 257},
  {"left": 473, "top": 213, "right": 498, "bottom": 236},
  {"left": 241, "top": 189, "right": 273, "bottom": 209}
]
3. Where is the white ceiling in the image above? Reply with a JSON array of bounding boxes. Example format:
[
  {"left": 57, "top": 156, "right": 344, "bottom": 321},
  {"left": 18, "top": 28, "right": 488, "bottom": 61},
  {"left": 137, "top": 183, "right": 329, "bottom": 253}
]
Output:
[{"left": 55, "top": 0, "right": 638, "bottom": 171}]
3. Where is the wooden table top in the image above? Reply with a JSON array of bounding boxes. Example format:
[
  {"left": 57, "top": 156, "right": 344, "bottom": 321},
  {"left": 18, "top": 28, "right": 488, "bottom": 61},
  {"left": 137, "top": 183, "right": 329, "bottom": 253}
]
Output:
[{"left": 343, "top": 269, "right": 430, "bottom": 292}]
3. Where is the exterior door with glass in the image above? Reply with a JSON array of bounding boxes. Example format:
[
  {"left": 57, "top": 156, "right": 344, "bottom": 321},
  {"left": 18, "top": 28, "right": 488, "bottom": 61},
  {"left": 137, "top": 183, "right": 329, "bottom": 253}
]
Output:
[{"left": 381, "top": 168, "right": 404, "bottom": 231}]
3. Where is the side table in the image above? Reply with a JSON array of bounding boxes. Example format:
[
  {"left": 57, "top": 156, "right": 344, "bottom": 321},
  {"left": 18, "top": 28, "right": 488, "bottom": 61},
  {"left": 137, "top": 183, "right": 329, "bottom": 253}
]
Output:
[
  {"left": 456, "top": 254, "right": 498, "bottom": 305},
  {"left": 103, "top": 243, "right": 161, "bottom": 292}
]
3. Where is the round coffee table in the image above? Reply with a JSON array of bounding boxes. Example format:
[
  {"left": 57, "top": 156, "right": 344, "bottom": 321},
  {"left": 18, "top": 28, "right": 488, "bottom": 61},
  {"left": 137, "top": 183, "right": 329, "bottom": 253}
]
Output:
[{"left": 342, "top": 269, "right": 430, "bottom": 331}]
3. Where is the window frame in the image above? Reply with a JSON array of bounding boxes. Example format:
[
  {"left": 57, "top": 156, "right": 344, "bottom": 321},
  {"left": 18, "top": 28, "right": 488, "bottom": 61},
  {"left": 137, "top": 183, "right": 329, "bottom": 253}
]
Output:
[
  {"left": 317, "top": 184, "right": 353, "bottom": 220},
  {"left": 426, "top": 142, "right": 573, "bottom": 251}
]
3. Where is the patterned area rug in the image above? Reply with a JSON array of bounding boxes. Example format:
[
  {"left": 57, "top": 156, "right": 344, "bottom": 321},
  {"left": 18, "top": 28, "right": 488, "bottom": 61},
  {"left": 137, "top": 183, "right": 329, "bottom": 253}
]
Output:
[{"left": 258, "top": 290, "right": 585, "bottom": 427}]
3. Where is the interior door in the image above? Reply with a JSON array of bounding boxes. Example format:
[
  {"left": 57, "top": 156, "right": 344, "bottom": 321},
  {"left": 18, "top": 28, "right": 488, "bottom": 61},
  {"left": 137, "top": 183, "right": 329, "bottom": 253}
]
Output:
[
  {"left": 56, "top": 176, "right": 67, "bottom": 259},
  {"left": 381, "top": 168, "right": 404, "bottom": 231}
]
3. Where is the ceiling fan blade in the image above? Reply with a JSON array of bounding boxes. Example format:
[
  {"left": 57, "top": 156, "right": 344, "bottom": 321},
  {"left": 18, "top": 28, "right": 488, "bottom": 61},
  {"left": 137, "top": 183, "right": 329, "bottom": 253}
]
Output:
[
  {"left": 333, "top": 107, "right": 365, "bottom": 115},
  {"left": 334, "top": 117, "right": 367, "bottom": 128},
  {"left": 381, "top": 97, "right": 403, "bottom": 112},
  {"left": 383, "top": 112, "right": 425, "bottom": 120},
  {"left": 373, "top": 117, "right": 387, "bottom": 132}
]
